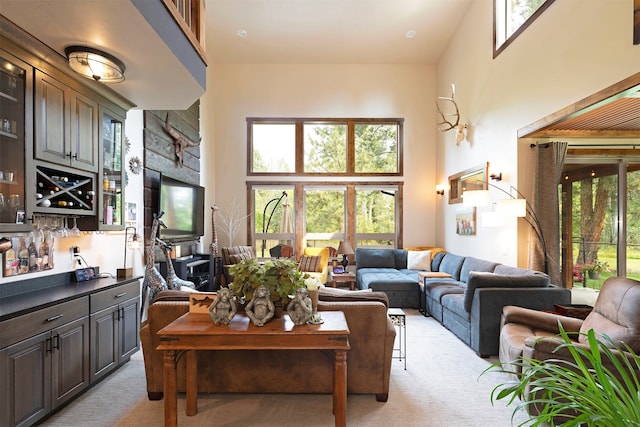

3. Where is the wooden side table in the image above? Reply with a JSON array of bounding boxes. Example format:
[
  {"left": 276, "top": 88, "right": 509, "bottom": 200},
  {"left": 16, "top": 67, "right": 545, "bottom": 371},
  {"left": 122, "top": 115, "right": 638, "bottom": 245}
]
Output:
[{"left": 329, "top": 271, "right": 356, "bottom": 290}]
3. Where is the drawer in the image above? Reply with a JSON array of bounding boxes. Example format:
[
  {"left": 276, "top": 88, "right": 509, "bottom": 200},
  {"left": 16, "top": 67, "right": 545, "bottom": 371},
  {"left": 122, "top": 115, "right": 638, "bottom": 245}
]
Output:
[
  {"left": 1, "top": 296, "right": 89, "bottom": 348},
  {"left": 90, "top": 280, "right": 140, "bottom": 313}
]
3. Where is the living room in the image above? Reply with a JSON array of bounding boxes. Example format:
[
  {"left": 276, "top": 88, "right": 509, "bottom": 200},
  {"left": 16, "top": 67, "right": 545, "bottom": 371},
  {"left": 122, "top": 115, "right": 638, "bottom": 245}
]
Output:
[{"left": 0, "top": 1, "right": 639, "bottom": 425}]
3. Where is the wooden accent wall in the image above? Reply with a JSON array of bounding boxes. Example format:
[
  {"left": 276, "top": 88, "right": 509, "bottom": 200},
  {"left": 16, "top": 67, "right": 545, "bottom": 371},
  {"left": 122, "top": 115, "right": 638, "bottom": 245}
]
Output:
[{"left": 143, "top": 101, "right": 201, "bottom": 248}]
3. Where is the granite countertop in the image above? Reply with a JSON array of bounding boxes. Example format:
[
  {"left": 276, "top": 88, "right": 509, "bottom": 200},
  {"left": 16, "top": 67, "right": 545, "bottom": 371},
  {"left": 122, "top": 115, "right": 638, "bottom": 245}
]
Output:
[{"left": 0, "top": 275, "right": 142, "bottom": 322}]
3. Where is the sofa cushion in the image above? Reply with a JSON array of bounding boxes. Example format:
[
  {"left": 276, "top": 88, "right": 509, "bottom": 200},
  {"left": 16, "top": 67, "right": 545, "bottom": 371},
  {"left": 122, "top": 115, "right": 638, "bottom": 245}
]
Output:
[
  {"left": 463, "top": 271, "right": 550, "bottom": 312},
  {"left": 407, "top": 250, "right": 432, "bottom": 271},
  {"left": 431, "top": 251, "right": 447, "bottom": 271},
  {"left": 438, "top": 253, "right": 465, "bottom": 280},
  {"left": 318, "top": 286, "right": 389, "bottom": 307},
  {"left": 355, "top": 248, "right": 397, "bottom": 269},
  {"left": 493, "top": 264, "right": 546, "bottom": 277},
  {"left": 459, "top": 257, "right": 498, "bottom": 283}
]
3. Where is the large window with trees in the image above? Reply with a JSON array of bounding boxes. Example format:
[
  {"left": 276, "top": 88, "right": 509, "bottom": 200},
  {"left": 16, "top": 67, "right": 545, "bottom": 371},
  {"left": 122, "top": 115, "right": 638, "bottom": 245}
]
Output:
[
  {"left": 247, "top": 117, "right": 404, "bottom": 257},
  {"left": 561, "top": 159, "right": 640, "bottom": 290},
  {"left": 249, "top": 118, "right": 402, "bottom": 176}
]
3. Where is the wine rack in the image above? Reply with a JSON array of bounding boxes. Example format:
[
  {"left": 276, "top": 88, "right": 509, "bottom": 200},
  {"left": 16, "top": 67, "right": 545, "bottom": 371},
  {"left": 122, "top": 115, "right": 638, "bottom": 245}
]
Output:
[{"left": 34, "top": 163, "right": 96, "bottom": 214}]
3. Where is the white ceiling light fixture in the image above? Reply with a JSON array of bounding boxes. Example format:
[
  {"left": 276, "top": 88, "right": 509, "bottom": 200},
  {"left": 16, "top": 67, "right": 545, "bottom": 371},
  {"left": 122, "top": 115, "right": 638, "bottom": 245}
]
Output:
[
  {"left": 237, "top": 29, "right": 248, "bottom": 38},
  {"left": 65, "top": 46, "right": 126, "bottom": 83},
  {"left": 405, "top": 30, "right": 416, "bottom": 39}
]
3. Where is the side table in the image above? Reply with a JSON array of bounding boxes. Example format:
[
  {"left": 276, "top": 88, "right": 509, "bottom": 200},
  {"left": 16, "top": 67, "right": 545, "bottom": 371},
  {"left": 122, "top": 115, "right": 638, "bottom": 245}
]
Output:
[
  {"left": 329, "top": 271, "right": 356, "bottom": 290},
  {"left": 387, "top": 308, "right": 406, "bottom": 370}
]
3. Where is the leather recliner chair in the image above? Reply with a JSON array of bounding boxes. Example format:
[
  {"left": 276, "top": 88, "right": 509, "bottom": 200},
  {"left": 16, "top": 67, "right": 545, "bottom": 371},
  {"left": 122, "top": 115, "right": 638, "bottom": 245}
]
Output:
[{"left": 499, "top": 276, "right": 640, "bottom": 377}]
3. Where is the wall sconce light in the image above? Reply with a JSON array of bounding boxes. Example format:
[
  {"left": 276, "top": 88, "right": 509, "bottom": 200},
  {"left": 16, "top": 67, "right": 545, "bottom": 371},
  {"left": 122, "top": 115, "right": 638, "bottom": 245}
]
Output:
[
  {"left": 117, "top": 226, "right": 141, "bottom": 278},
  {"left": 436, "top": 185, "right": 445, "bottom": 196},
  {"left": 65, "top": 46, "right": 126, "bottom": 83},
  {"left": 490, "top": 173, "right": 502, "bottom": 181}
]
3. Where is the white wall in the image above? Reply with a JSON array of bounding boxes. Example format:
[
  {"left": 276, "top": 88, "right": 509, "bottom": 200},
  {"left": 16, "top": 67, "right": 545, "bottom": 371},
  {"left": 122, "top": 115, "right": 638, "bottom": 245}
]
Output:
[
  {"left": 435, "top": 0, "right": 640, "bottom": 267},
  {"left": 203, "top": 64, "right": 437, "bottom": 249}
]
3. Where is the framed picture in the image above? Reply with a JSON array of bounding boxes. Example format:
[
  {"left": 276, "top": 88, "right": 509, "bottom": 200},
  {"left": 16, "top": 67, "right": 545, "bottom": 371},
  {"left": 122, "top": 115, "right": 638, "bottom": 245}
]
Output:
[
  {"left": 455, "top": 206, "right": 476, "bottom": 235},
  {"left": 16, "top": 209, "right": 25, "bottom": 224},
  {"left": 126, "top": 202, "right": 137, "bottom": 223}
]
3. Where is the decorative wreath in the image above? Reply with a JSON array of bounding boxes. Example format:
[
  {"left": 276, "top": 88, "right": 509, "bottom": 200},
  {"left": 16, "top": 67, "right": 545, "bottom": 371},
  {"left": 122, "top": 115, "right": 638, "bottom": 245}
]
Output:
[{"left": 128, "top": 156, "right": 142, "bottom": 175}]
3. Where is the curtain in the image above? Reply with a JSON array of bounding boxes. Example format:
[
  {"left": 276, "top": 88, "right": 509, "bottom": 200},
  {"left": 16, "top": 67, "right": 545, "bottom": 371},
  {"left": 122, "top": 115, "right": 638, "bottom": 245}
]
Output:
[{"left": 533, "top": 141, "right": 568, "bottom": 286}]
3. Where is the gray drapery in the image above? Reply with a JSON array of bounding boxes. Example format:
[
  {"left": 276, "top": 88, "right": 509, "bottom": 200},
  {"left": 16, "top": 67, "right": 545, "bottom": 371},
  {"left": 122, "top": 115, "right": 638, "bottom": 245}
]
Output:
[{"left": 533, "top": 141, "right": 568, "bottom": 286}]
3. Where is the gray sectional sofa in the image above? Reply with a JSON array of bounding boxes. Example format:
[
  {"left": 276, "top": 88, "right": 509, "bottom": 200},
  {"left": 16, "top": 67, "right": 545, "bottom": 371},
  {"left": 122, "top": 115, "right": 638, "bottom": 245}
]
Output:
[{"left": 355, "top": 248, "right": 571, "bottom": 357}]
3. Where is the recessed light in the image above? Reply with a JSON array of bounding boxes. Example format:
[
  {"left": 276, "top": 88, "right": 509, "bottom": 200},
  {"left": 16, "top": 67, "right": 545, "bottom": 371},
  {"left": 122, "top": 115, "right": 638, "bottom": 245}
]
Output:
[
  {"left": 405, "top": 30, "right": 416, "bottom": 39},
  {"left": 237, "top": 29, "right": 248, "bottom": 38}
]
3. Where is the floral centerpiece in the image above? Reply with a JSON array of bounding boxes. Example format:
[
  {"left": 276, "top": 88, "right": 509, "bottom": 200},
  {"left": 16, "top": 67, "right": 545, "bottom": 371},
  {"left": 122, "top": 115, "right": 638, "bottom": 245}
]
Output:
[{"left": 228, "top": 258, "right": 308, "bottom": 308}]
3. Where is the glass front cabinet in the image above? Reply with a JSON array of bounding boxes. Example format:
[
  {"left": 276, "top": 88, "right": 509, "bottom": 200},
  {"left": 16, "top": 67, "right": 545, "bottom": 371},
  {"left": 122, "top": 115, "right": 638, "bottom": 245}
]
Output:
[
  {"left": 0, "top": 52, "right": 32, "bottom": 232},
  {"left": 98, "top": 107, "right": 125, "bottom": 229}
]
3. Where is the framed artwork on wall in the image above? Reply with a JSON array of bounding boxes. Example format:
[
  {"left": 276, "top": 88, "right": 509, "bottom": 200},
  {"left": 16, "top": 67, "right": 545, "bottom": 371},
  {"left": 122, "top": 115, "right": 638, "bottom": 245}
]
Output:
[{"left": 456, "top": 206, "right": 476, "bottom": 236}]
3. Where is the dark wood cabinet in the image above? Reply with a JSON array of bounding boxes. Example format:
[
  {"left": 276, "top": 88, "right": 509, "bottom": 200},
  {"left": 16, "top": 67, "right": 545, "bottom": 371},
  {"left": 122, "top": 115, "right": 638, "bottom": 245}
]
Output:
[
  {"left": 0, "top": 298, "right": 89, "bottom": 427},
  {"left": 89, "top": 280, "right": 140, "bottom": 383},
  {"left": 0, "top": 278, "right": 140, "bottom": 427},
  {"left": 34, "top": 70, "right": 98, "bottom": 173}
]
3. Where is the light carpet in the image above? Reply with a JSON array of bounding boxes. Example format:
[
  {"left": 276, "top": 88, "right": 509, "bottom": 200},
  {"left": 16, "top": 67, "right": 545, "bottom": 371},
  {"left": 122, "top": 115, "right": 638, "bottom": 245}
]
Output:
[{"left": 40, "top": 310, "right": 529, "bottom": 426}]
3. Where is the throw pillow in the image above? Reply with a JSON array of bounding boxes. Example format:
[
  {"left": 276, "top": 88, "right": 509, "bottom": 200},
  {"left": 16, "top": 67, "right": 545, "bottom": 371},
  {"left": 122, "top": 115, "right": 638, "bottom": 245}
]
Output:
[
  {"left": 299, "top": 255, "right": 322, "bottom": 273},
  {"left": 227, "top": 252, "right": 252, "bottom": 265},
  {"left": 407, "top": 250, "right": 432, "bottom": 271}
]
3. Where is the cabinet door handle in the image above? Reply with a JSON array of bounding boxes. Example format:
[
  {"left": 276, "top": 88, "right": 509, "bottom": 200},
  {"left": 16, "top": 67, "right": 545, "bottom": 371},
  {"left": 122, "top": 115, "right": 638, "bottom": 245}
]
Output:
[
  {"left": 115, "top": 292, "right": 127, "bottom": 299},
  {"left": 53, "top": 333, "right": 60, "bottom": 350},
  {"left": 72, "top": 153, "right": 78, "bottom": 160},
  {"left": 45, "top": 314, "right": 64, "bottom": 322},
  {"left": 66, "top": 151, "right": 73, "bottom": 158}
]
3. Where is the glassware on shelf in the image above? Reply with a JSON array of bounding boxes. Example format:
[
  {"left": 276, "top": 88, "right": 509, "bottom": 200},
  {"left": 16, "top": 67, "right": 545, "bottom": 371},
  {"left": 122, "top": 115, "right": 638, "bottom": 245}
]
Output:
[{"left": 69, "top": 216, "right": 81, "bottom": 238}]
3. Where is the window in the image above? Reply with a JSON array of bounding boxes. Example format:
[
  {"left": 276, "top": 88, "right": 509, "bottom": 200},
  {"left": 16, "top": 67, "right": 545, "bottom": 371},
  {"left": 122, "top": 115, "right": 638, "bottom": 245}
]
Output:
[
  {"left": 561, "top": 158, "right": 640, "bottom": 290},
  {"left": 494, "top": 0, "right": 555, "bottom": 57},
  {"left": 249, "top": 182, "right": 402, "bottom": 258},
  {"left": 248, "top": 118, "right": 402, "bottom": 175}
]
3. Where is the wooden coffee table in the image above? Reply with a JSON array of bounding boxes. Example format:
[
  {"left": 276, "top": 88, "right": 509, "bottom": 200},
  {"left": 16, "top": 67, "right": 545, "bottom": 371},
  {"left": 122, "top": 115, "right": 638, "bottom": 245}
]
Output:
[{"left": 157, "top": 311, "right": 350, "bottom": 427}]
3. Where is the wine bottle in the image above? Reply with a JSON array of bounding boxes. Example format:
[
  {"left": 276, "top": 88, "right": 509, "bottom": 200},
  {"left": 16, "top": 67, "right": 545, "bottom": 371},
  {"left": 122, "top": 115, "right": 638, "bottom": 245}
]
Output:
[
  {"left": 28, "top": 239, "right": 38, "bottom": 271},
  {"left": 39, "top": 237, "right": 49, "bottom": 270},
  {"left": 18, "top": 238, "right": 29, "bottom": 274}
]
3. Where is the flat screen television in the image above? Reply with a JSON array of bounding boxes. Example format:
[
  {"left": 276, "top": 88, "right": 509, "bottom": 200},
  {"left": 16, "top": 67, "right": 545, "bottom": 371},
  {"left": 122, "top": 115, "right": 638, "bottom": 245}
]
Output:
[{"left": 159, "top": 175, "right": 205, "bottom": 243}]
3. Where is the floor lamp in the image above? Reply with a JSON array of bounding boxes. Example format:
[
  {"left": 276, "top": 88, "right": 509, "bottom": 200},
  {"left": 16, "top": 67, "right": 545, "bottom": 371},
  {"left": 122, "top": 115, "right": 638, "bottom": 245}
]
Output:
[
  {"left": 463, "top": 183, "right": 549, "bottom": 275},
  {"left": 261, "top": 191, "right": 288, "bottom": 258}
]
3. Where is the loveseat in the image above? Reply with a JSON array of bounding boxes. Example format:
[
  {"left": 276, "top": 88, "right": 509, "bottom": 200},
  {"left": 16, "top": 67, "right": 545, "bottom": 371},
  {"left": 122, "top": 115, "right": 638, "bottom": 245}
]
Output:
[
  {"left": 355, "top": 248, "right": 571, "bottom": 357},
  {"left": 140, "top": 287, "right": 396, "bottom": 402}
]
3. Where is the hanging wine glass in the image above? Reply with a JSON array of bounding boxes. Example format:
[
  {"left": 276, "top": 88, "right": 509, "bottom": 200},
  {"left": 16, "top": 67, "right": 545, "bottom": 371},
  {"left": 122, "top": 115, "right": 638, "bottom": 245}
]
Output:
[{"left": 70, "top": 216, "right": 81, "bottom": 238}]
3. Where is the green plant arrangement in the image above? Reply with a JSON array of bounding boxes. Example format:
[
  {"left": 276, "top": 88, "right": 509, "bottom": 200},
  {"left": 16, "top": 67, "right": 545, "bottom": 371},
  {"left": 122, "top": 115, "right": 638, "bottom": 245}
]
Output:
[
  {"left": 228, "top": 258, "right": 308, "bottom": 306},
  {"left": 484, "top": 324, "right": 640, "bottom": 427},
  {"left": 579, "top": 259, "right": 610, "bottom": 277}
]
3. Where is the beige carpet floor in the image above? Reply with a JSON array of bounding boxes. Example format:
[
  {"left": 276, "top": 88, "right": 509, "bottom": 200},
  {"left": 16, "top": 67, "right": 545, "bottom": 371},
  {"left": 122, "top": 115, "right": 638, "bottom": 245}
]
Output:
[{"left": 40, "top": 310, "right": 529, "bottom": 426}]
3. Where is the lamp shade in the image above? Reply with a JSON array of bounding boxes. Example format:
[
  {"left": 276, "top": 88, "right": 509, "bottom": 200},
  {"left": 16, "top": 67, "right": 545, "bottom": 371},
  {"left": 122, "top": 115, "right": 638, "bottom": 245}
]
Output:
[
  {"left": 337, "top": 241, "right": 354, "bottom": 255},
  {"left": 65, "top": 46, "right": 125, "bottom": 83},
  {"left": 496, "top": 198, "right": 526, "bottom": 218},
  {"left": 462, "top": 190, "right": 490, "bottom": 207}
]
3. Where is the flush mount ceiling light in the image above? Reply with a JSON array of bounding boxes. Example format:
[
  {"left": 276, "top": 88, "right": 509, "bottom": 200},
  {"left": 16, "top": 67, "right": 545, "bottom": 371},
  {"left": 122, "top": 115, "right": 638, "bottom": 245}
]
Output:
[{"left": 65, "top": 46, "right": 125, "bottom": 83}]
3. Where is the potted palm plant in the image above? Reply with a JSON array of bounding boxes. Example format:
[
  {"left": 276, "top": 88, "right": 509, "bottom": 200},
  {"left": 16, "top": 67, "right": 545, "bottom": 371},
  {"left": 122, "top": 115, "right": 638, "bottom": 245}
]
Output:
[{"left": 484, "top": 325, "right": 640, "bottom": 427}]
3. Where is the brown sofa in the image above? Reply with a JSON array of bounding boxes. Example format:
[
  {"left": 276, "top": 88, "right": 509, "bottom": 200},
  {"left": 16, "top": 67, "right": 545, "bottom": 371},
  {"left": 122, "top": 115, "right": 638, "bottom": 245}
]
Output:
[{"left": 140, "top": 287, "right": 396, "bottom": 402}]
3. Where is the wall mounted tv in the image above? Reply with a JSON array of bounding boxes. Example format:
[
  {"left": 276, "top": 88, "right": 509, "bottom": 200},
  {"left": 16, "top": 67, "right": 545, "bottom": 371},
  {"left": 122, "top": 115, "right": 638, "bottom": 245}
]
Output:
[{"left": 159, "top": 175, "right": 205, "bottom": 243}]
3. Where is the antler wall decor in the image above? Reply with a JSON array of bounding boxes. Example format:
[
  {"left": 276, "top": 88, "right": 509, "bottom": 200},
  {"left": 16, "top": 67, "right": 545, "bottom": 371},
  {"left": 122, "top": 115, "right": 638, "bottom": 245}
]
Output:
[
  {"left": 163, "top": 113, "right": 201, "bottom": 167},
  {"left": 436, "top": 83, "right": 469, "bottom": 146}
]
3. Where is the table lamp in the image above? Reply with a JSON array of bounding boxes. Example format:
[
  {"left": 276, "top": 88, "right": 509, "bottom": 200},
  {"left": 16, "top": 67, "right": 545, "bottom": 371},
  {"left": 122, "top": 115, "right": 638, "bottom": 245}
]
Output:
[
  {"left": 337, "top": 241, "right": 354, "bottom": 272},
  {"left": 117, "top": 226, "right": 141, "bottom": 278}
]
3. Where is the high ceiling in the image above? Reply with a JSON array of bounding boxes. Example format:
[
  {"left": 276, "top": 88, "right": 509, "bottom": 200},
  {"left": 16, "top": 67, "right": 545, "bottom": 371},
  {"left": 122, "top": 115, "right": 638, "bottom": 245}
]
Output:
[{"left": 205, "top": 0, "right": 473, "bottom": 64}]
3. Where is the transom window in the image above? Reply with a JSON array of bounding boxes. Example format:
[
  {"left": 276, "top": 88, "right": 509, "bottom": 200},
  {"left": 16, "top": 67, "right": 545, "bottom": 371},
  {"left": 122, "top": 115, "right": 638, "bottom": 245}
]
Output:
[
  {"left": 248, "top": 118, "right": 403, "bottom": 176},
  {"left": 494, "top": 0, "right": 555, "bottom": 57}
]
